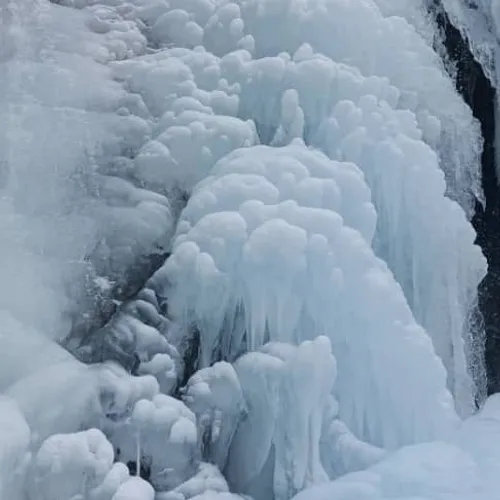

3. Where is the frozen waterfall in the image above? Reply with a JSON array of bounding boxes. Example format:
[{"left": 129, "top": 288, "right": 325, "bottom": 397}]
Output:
[{"left": 0, "top": 0, "right": 499, "bottom": 500}]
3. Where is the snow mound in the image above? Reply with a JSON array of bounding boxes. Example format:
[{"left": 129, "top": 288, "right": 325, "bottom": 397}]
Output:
[
  {"left": 293, "top": 395, "right": 500, "bottom": 500},
  {"left": 185, "top": 142, "right": 376, "bottom": 244},
  {"left": 292, "top": 441, "right": 480, "bottom": 500}
]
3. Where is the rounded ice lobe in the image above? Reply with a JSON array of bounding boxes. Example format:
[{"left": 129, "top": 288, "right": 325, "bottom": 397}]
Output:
[
  {"left": 110, "top": 394, "right": 199, "bottom": 491},
  {"left": 30, "top": 429, "right": 115, "bottom": 500},
  {"left": 134, "top": 105, "right": 258, "bottom": 193},
  {"left": 111, "top": 477, "right": 155, "bottom": 500},
  {"left": 165, "top": 144, "right": 458, "bottom": 448}
]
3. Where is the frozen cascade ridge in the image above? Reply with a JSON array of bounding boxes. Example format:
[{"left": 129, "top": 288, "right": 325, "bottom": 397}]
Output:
[{"left": 2, "top": 0, "right": 500, "bottom": 499}]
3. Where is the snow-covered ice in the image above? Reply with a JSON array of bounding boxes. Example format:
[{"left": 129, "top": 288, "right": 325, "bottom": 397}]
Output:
[
  {"left": 29, "top": 428, "right": 115, "bottom": 500},
  {"left": 292, "top": 395, "right": 500, "bottom": 500}
]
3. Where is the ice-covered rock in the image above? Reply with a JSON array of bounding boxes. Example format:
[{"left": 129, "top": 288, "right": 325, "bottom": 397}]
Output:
[{"left": 28, "top": 428, "right": 115, "bottom": 500}]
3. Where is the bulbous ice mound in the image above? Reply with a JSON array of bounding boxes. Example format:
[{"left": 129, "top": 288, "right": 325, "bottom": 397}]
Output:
[
  {"left": 216, "top": 46, "right": 486, "bottom": 413},
  {"left": 29, "top": 428, "right": 115, "bottom": 500},
  {"left": 134, "top": 0, "right": 482, "bottom": 214},
  {"left": 165, "top": 143, "right": 458, "bottom": 448},
  {"left": 116, "top": 35, "right": 485, "bottom": 411},
  {"left": 1, "top": 0, "right": 486, "bottom": 418}
]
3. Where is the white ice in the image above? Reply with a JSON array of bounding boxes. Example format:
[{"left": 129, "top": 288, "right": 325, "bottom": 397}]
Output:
[
  {"left": 165, "top": 143, "right": 459, "bottom": 448},
  {"left": 0, "top": 1, "right": 496, "bottom": 500},
  {"left": 292, "top": 395, "right": 500, "bottom": 500},
  {"left": 28, "top": 428, "right": 115, "bottom": 500}
]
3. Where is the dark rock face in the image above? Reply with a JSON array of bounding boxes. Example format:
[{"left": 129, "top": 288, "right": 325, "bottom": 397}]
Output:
[
  {"left": 63, "top": 247, "right": 169, "bottom": 355},
  {"left": 434, "top": 4, "right": 500, "bottom": 394}
]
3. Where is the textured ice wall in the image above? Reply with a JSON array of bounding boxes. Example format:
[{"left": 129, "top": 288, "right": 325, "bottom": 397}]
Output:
[
  {"left": 0, "top": 0, "right": 492, "bottom": 499},
  {"left": 0, "top": 0, "right": 171, "bottom": 340}
]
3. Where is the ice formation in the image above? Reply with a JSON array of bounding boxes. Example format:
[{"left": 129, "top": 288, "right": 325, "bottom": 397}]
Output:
[
  {"left": 0, "top": 397, "right": 31, "bottom": 500},
  {"left": 155, "top": 462, "right": 235, "bottom": 500},
  {"left": 182, "top": 361, "right": 245, "bottom": 470},
  {"left": 292, "top": 394, "right": 500, "bottom": 500},
  {"left": 439, "top": 0, "right": 500, "bottom": 85},
  {"left": 112, "top": 477, "right": 156, "bottom": 500},
  {"left": 1, "top": 0, "right": 172, "bottom": 344},
  {"left": 28, "top": 428, "right": 116, "bottom": 500},
  {"left": 108, "top": 11, "right": 487, "bottom": 411},
  {"left": 165, "top": 143, "right": 459, "bottom": 447},
  {"left": 0, "top": 0, "right": 498, "bottom": 500},
  {"left": 226, "top": 337, "right": 334, "bottom": 500},
  {"left": 108, "top": 393, "right": 199, "bottom": 491}
]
